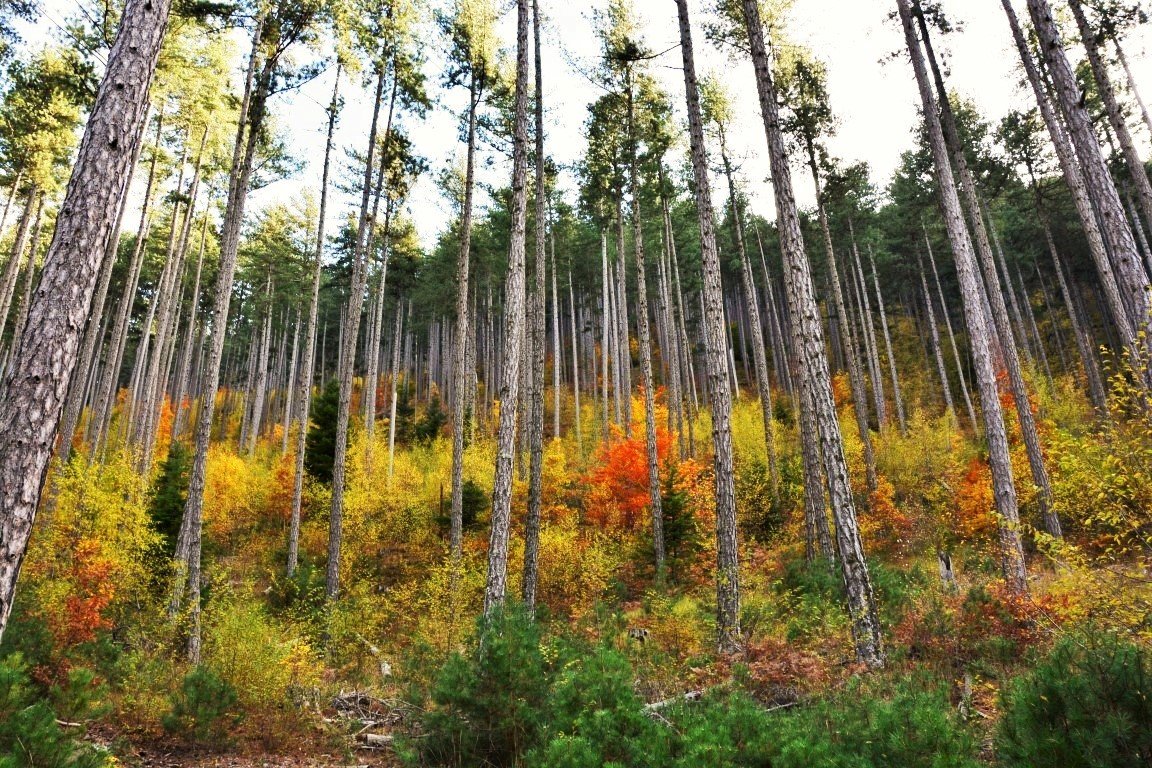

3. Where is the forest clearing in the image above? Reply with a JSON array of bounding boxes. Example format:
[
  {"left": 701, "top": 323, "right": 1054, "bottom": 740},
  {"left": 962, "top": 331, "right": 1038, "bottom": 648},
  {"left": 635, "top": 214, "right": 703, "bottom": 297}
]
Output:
[{"left": 0, "top": 0, "right": 1151, "bottom": 765}]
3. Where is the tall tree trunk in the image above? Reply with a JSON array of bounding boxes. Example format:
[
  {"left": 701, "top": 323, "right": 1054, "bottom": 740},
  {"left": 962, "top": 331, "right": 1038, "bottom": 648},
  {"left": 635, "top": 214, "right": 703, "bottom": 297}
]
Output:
[
  {"left": 926, "top": 228, "right": 980, "bottom": 434},
  {"left": 449, "top": 78, "right": 481, "bottom": 560},
  {"left": 551, "top": 229, "right": 561, "bottom": 440},
  {"left": 625, "top": 64, "right": 665, "bottom": 579},
  {"left": 917, "top": 6, "right": 1060, "bottom": 538},
  {"left": 0, "top": 188, "right": 36, "bottom": 350},
  {"left": 328, "top": 64, "right": 390, "bottom": 599},
  {"left": 1021, "top": 0, "right": 1149, "bottom": 353},
  {"left": 58, "top": 115, "right": 147, "bottom": 461},
  {"left": 174, "top": 16, "right": 271, "bottom": 660},
  {"left": 919, "top": 252, "right": 957, "bottom": 421},
  {"left": 745, "top": 0, "right": 883, "bottom": 667},
  {"left": 92, "top": 114, "right": 164, "bottom": 455},
  {"left": 568, "top": 273, "right": 582, "bottom": 455},
  {"left": 523, "top": 0, "right": 547, "bottom": 610},
  {"left": 386, "top": 300, "right": 405, "bottom": 480},
  {"left": 675, "top": 0, "right": 742, "bottom": 654},
  {"left": 484, "top": 0, "right": 531, "bottom": 615},
  {"left": 172, "top": 210, "right": 210, "bottom": 439},
  {"left": 850, "top": 229, "right": 886, "bottom": 430},
  {"left": 0, "top": 0, "right": 172, "bottom": 643},
  {"left": 720, "top": 131, "right": 778, "bottom": 492},
  {"left": 600, "top": 230, "right": 613, "bottom": 441},
  {"left": 899, "top": 0, "right": 1028, "bottom": 593},
  {"left": 1001, "top": 0, "right": 1134, "bottom": 351},
  {"left": 8, "top": 194, "right": 44, "bottom": 373},
  {"left": 614, "top": 204, "right": 632, "bottom": 436},
  {"left": 1070, "top": 0, "right": 1152, "bottom": 270},
  {"left": 807, "top": 145, "right": 877, "bottom": 495},
  {"left": 868, "top": 246, "right": 907, "bottom": 434}
]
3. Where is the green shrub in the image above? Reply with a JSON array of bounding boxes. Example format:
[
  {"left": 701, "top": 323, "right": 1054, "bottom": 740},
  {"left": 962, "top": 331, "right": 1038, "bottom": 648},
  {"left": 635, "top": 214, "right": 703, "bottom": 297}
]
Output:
[
  {"left": 735, "top": 458, "right": 790, "bottom": 543},
  {"left": 0, "top": 655, "right": 108, "bottom": 768},
  {"left": 528, "top": 644, "right": 667, "bottom": 768},
  {"left": 415, "top": 396, "right": 448, "bottom": 443},
  {"left": 305, "top": 378, "right": 339, "bottom": 482},
  {"left": 669, "top": 692, "right": 775, "bottom": 767},
  {"left": 661, "top": 465, "right": 701, "bottom": 578},
  {"left": 162, "top": 666, "right": 241, "bottom": 746},
  {"left": 412, "top": 604, "right": 551, "bottom": 767},
  {"left": 149, "top": 442, "right": 191, "bottom": 556},
  {"left": 434, "top": 480, "right": 487, "bottom": 533},
  {"left": 997, "top": 632, "right": 1152, "bottom": 767},
  {"left": 766, "top": 678, "right": 980, "bottom": 768}
]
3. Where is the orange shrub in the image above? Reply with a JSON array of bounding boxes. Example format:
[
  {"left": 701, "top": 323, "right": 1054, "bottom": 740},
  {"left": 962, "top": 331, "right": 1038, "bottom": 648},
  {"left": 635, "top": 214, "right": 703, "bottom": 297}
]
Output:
[
  {"left": 954, "top": 457, "right": 998, "bottom": 545},
  {"left": 859, "top": 476, "right": 914, "bottom": 558},
  {"left": 584, "top": 426, "right": 674, "bottom": 530}
]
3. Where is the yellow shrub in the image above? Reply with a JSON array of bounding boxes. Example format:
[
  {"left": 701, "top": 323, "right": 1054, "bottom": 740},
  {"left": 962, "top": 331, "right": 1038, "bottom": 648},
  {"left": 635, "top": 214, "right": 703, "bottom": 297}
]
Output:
[{"left": 204, "top": 591, "right": 322, "bottom": 709}]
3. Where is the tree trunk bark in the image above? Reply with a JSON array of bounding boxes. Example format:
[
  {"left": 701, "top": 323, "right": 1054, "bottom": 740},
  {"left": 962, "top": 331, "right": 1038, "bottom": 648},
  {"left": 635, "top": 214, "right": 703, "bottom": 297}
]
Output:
[
  {"left": 484, "top": 0, "right": 531, "bottom": 615},
  {"left": 720, "top": 132, "right": 778, "bottom": 493},
  {"left": 925, "top": 229, "right": 980, "bottom": 434},
  {"left": 1001, "top": 0, "right": 1135, "bottom": 352},
  {"left": 0, "top": 0, "right": 172, "bottom": 643},
  {"left": 675, "top": 0, "right": 742, "bottom": 654},
  {"left": 523, "top": 0, "right": 547, "bottom": 610},
  {"left": 916, "top": 6, "right": 1061, "bottom": 538},
  {"left": 807, "top": 148, "right": 877, "bottom": 496},
  {"left": 1022, "top": 0, "right": 1149, "bottom": 353},
  {"left": 899, "top": 0, "right": 1029, "bottom": 593},
  {"left": 868, "top": 245, "right": 907, "bottom": 434},
  {"left": 746, "top": 0, "right": 883, "bottom": 666},
  {"left": 625, "top": 64, "right": 665, "bottom": 579},
  {"left": 449, "top": 79, "right": 481, "bottom": 561},
  {"left": 174, "top": 16, "right": 270, "bottom": 660},
  {"left": 1071, "top": 0, "right": 1152, "bottom": 278}
]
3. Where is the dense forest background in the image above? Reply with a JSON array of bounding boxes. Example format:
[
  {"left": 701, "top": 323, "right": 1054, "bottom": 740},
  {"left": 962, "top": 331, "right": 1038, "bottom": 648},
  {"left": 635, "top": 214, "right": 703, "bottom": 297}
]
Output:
[{"left": 0, "top": 0, "right": 1151, "bottom": 766}]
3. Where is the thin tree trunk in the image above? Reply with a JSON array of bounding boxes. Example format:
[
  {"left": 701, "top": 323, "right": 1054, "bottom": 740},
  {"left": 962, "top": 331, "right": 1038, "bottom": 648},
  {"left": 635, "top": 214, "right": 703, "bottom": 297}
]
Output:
[
  {"left": 917, "top": 6, "right": 1060, "bottom": 538},
  {"left": 625, "top": 63, "right": 665, "bottom": 578},
  {"left": 523, "top": 0, "right": 547, "bottom": 611},
  {"left": 1071, "top": 0, "right": 1152, "bottom": 278},
  {"left": 327, "top": 64, "right": 390, "bottom": 599},
  {"left": 174, "top": 16, "right": 270, "bottom": 661},
  {"left": 449, "top": 77, "right": 481, "bottom": 559},
  {"left": 919, "top": 252, "right": 957, "bottom": 421},
  {"left": 568, "top": 272, "right": 582, "bottom": 455},
  {"left": 172, "top": 210, "right": 209, "bottom": 439},
  {"left": 0, "top": 188, "right": 36, "bottom": 349},
  {"left": 868, "top": 245, "right": 907, "bottom": 434},
  {"left": 1021, "top": 0, "right": 1149, "bottom": 351},
  {"left": 746, "top": 0, "right": 883, "bottom": 666},
  {"left": 676, "top": 0, "right": 742, "bottom": 654},
  {"left": 807, "top": 146, "right": 877, "bottom": 495},
  {"left": 720, "top": 131, "right": 778, "bottom": 492},
  {"left": 926, "top": 229, "right": 980, "bottom": 434},
  {"left": 484, "top": 0, "right": 531, "bottom": 615},
  {"left": 899, "top": 0, "right": 1028, "bottom": 592}
]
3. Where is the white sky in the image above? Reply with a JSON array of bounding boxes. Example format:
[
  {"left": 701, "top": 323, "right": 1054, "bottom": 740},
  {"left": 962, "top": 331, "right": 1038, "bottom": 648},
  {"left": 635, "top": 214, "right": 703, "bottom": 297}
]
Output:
[{"left": 21, "top": 0, "right": 1152, "bottom": 251}]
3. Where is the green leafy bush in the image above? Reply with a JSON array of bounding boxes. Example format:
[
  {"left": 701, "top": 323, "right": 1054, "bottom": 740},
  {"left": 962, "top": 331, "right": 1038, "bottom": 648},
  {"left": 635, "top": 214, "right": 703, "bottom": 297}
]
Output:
[
  {"left": 734, "top": 457, "right": 790, "bottom": 543},
  {"left": 766, "top": 677, "right": 980, "bottom": 768},
  {"left": 305, "top": 378, "right": 339, "bottom": 482},
  {"left": 528, "top": 644, "right": 667, "bottom": 768},
  {"left": 149, "top": 442, "right": 192, "bottom": 555},
  {"left": 162, "top": 665, "right": 241, "bottom": 746},
  {"left": 997, "top": 632, "right": 1152, "bottom": 767},
  {"left": 0, "top": 655, "right": 108, "bottom": 768},
  {"left": 412, "top": 604, "right": 550, "bottom": 767},
  {"left": 415, "top": 396, "right": 448, "bottom": 443}
]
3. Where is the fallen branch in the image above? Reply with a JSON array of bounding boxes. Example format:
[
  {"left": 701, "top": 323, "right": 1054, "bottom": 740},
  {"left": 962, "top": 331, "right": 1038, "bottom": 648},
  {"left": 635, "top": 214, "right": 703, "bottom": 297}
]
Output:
[
  {"left": 644, "top": 690, "right": 704, "bottom": 713},
  {"left": 358, "top": 733, "right": 394, "bottom": 749}
]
